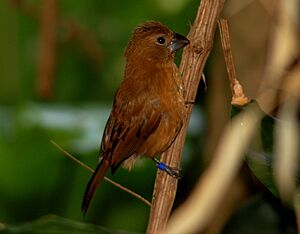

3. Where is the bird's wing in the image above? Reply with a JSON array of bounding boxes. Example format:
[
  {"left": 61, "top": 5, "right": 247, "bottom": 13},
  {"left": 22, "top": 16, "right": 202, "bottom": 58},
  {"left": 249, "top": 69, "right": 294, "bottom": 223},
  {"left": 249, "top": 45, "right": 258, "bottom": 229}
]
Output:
[{"left": 100, "top": 94, "right": 162, "bottom": 173}]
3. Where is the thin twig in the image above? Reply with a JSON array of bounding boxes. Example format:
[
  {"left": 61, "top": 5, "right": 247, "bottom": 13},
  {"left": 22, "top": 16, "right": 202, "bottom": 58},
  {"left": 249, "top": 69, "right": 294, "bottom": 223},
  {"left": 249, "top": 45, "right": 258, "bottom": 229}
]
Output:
[
  {"left": 218, "top": 18, "right": 250, "bottom": 106},
  {"left": 50, "top": 140, "right": 151, "bottom": 207},
  {"left": 146, "top": 1, "right": 226, "bottom": 233}
]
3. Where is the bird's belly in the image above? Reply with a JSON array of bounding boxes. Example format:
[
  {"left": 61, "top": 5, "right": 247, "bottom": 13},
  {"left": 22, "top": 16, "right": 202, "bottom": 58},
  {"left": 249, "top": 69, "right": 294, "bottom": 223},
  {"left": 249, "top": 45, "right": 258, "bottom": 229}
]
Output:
[{"left": 138, "top": 111, "right": 183, "bottom": 158}]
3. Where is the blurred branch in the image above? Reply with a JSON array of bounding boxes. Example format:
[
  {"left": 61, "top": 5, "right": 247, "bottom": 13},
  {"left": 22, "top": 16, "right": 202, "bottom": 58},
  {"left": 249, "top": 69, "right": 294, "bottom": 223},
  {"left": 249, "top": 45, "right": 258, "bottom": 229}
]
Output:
[
  {"left": 50, "top": 140, "right": 151, "bottom": 207},
  {"left": 259, "top": 0, "right": 278, "bottom": 16},
  {"left": 218, "top": 18, "right": 250, "bottom": 106},
  {"left": 165, "top": 0, "right": 300, "bottom": 233},
  {"left": 266, "top": 0, "right": 300, "bottom": 206},
  {"left": 224, "top": 0, "right": 278, "bottom": 18},
  {"left": 256, "top": 0, "right": 299, "bottom": 114},
  {"left": 166, "top": 99, "right": 264, "bottom": 234},
  {"left": 146, "top": 1, "right": 226, "bottom": 233},
  {"left": 274, "top": 98, "right": 298, "bottom": 202},
  {"left": 223, "top": 0, "right": 253, "bottom": 18},
  {"left": 9, "top": 0, "right": 103, "bottom": 98},
  {"left": 10, "top": 0, "right": 37, "bottom": 18},
  {"left": 10, "top": 0, "right": 102, "bottom": 67},
  {"left": 37, "top": 0, "right": 57, "bottom": 99},
  {"left": 59, "top": 19, "right": 102, "bottom": 69}
]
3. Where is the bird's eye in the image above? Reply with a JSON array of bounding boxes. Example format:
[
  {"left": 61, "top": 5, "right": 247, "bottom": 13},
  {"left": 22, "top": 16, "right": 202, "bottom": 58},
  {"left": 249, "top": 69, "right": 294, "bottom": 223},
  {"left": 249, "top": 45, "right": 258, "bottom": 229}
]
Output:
[{"left": 157, "top": 36, "right": 166, "bottom": 45}]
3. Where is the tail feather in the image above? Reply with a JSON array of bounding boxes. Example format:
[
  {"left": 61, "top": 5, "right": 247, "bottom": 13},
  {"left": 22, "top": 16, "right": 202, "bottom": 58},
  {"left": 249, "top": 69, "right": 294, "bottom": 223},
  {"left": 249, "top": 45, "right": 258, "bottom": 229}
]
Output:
[{"left": 81, "top": 159, "right": 110, "bottom": 214}]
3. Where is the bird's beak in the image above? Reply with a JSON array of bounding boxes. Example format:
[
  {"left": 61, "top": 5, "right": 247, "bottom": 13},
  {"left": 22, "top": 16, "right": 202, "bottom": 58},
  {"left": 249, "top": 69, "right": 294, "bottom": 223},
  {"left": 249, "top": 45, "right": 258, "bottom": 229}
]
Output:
[{"left": 168, "top": 33, "right": 190, "bottom": 53}]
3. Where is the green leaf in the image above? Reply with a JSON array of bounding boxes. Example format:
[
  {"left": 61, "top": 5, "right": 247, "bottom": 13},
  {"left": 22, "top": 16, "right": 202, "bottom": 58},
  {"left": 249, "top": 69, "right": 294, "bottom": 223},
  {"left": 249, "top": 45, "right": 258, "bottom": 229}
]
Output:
[
  {"left": 230, "top": 101, "right": 279, "bottom": 197},
  {"left": 1, "top": 214, "right": 142, "bottom": 234}
]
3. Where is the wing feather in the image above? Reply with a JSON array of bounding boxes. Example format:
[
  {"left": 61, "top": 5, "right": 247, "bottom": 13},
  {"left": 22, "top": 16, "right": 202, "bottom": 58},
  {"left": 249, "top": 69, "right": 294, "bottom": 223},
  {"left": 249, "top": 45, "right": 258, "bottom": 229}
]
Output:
[{"left": 100, "top": 94, "right": 162, "bottom": 172}]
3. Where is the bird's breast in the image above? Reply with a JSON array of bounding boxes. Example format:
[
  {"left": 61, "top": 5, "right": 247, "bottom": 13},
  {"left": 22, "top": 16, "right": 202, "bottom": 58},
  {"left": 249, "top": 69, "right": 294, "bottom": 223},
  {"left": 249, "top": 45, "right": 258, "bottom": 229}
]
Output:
[
  {"left": 138, "top": 87, "right": 185, "bottom": 157},
  {"left": 120, "top": 60, "right": 185, "bottom": 157}
]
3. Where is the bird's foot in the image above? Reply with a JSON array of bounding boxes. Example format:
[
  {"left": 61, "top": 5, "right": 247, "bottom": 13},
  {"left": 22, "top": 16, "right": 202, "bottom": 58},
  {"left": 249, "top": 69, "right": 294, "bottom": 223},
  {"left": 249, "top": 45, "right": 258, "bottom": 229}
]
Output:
[
  {"left": 153, "top": 158, "right": 182, "bottom": 179},
  {"left": 185, "top": 100, "right": 195, "bottom": 105}
]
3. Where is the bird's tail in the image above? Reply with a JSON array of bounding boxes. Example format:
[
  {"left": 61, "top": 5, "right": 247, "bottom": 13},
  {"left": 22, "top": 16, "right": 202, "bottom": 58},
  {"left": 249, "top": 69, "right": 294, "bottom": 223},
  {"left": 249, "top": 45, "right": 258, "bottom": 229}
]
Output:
[{"left": 81, "top": 158, "right": 110, "bottom": 214}]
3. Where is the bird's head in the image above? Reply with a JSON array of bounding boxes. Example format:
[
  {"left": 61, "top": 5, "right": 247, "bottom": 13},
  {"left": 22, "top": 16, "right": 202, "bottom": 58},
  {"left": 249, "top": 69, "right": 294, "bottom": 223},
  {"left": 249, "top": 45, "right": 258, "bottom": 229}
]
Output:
[{"left": 125, "top": 21, "right": 190, "bottom": 62}]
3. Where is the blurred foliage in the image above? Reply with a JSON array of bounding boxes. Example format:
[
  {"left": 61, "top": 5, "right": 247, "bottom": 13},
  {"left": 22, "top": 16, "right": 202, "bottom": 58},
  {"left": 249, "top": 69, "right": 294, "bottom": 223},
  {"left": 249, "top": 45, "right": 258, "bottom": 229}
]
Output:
[
  {"left": 231, "top": 101, "right": 290, "bottom": 199},
  {"left": 230, "top": 101, "right": 297, "bottom": 233},
  {"left": 1, "top": 214, "right": 142, "bottom": 234},
  {"left": 223, "top": 194, "right": 296, "bottom": 234},
  {"left": 0, "top": 0, "right": 204, "bottom": 233},
  {"left": 0, "top": 0, "right": 196, "bottom": 104},
  {"left": 0, "top": 0, "right": 297, "bottom": 233}
]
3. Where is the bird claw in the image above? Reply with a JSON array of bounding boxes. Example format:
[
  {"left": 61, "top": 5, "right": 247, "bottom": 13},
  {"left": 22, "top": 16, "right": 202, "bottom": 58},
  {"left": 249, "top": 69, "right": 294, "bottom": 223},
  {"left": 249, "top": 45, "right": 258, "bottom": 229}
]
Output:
[
  {"left": 153, "top": 159, "right": 182, "bottom": 179},
  {"left": 163, "top": 164, "right": 182, "bottom": 179},
  {"left": 185, "top": 101, "right": 195, "bottom": 105}
]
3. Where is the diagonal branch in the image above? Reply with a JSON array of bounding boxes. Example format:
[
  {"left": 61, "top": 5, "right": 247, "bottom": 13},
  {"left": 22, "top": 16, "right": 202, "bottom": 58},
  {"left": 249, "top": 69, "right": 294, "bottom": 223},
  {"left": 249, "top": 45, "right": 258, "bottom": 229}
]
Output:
[
  {"left": 50, "top": 140, "right": 151, "bottom": 207},
  {"left": 146, "top": 1, "right": 226, "bottom": 233}
]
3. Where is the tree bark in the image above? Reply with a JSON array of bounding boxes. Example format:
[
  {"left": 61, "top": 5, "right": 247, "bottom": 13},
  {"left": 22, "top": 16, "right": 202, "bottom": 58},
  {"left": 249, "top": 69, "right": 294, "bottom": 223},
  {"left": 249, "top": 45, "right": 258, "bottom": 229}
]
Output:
[{"left": 146, "top": 1, "right": 226, "bottom": 233}]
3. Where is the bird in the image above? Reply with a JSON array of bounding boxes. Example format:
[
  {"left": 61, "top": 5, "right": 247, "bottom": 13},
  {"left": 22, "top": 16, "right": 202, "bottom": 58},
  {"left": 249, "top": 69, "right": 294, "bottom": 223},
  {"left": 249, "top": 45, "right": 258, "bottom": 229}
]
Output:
[{"left": 81, "top": 21, "right": 190, "bottom": 214}]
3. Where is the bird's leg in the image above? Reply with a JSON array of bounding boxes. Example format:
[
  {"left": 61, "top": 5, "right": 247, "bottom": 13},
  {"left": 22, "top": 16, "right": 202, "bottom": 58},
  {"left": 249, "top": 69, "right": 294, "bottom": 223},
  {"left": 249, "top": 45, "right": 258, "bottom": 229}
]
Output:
[{"left": 153, "top": 158, "right": 182, "bottom": 179}]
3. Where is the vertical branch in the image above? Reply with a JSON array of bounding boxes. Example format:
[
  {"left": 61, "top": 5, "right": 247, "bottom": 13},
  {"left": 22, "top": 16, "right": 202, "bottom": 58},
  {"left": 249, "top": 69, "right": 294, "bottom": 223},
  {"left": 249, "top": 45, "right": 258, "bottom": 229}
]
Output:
[
  {"left": 37, "top": 0, "right": 57, "bottom": 99},
  {"left": 146, "top": 1, "right": 226, "bottom": 233},
  {"left": 218, "top": 19, "right": 250, "bottom": 106}
]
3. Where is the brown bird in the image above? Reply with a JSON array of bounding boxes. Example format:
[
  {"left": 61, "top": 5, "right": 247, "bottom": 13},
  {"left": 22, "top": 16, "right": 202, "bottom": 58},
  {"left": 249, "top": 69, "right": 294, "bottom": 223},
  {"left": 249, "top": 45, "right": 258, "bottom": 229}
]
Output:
[{"left": 82, "top": 21, "right": 189, "bottom": 214}]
